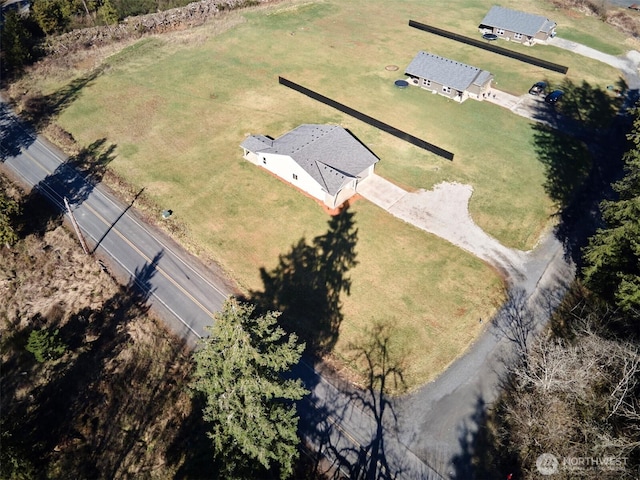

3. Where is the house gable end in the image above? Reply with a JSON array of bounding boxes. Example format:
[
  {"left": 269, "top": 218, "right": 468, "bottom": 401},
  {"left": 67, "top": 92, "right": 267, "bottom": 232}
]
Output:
[
  {"left": 479, "top": 6, "right": 555, "bottom": 37},
  {"left": 240, "top": 124, "right": 379, "bottom": 206}
]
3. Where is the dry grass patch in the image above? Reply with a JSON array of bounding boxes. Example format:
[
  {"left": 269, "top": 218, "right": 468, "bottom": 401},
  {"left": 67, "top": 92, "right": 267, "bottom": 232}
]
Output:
[
  {"left": 5, "top": 0, "right": 629, "bottom": 389},
  {"left": 0, "top": 175, "right": 211, "bottom": 478}
]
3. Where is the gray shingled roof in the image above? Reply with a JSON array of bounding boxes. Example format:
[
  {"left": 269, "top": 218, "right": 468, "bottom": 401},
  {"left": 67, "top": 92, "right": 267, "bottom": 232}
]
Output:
[
  {"left": 473, "top": 70, "right": 493, "bottom": 87},
  {"left": 479, "top": 6, "right": 556, "bottom": 36},
  {"left": 240, "top": 134, "right": 273, "bottom": 152},
  {"left": 241, "top": 125, "right": 378, "bottom": 195},
  {"left": 404, "top": 51, "right": 492, "bottom": 92}
]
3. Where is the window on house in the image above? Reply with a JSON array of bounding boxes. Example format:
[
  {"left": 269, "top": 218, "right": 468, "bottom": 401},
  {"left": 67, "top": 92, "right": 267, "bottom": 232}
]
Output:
[
  {"left": 497, "top": 28, "right": 505, "bottom": 36},
  {"left": 262, "top": 157, "right": 266, "bottom": 164},
  {"left": 293, "top": 173, "right": 298, "bottom": 180},
  {"left": 442, "top": 86, "right": 451, "bottom": 94},
  {"left": 514, "top": 32, "right": 523, "bottom": 40},
  {"left": 422, "top": 78, "right": 431, "bottom": 87}
]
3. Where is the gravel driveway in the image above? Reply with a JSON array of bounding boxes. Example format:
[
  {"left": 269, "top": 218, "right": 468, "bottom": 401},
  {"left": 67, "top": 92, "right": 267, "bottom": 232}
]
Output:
[{"left": 357, "top": 175, "right": 529, "bottom": 282}]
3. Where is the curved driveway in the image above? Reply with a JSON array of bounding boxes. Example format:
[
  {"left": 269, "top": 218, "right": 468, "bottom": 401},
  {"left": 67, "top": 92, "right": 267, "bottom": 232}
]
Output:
[{"left": 1, "top": 34, "right": 636, "bottom": 479}]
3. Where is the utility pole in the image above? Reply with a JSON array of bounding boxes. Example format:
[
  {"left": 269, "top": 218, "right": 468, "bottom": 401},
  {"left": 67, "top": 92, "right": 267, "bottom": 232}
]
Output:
[{"left": 64, "top": 197, "right": 90, "bottom": 255}]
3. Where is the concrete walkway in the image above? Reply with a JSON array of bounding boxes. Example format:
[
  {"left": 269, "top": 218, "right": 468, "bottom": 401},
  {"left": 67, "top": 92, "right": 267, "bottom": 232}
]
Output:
[
  {"left": 484, "top": 89, "right": 544, "bottom": 121},
  {"left": 357, "top": 175, "right": 528, "bottom": 281}
]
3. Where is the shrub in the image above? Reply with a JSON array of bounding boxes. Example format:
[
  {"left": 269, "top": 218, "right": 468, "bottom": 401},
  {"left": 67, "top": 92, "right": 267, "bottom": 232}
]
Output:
[{"left": 25, "top": 328, "right": 67, "bottom": 363}]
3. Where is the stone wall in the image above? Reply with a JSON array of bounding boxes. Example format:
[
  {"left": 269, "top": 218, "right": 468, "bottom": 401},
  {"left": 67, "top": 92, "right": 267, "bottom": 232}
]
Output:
[{"left": 43, "top": 0, "right": 274, "bottom": 56}]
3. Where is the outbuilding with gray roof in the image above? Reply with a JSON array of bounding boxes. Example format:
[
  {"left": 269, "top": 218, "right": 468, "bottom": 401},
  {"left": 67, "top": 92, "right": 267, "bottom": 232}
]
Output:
[
  {"left": 404, "top": 51, "right": 493, "bottom": 102},
  {"left": 240, "top": 124, "right": 379, "bottom": 209},
  {"left": 479, "top": 6, "right": 556, "bottom": 45}
]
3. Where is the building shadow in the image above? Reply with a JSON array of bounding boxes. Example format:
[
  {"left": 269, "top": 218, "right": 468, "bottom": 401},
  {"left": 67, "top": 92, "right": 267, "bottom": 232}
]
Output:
[
  {"left": 245, "top": 205, "right": 359, "bottom": 356},
  {"left": 529, "top": 78, "right": 634, "bottom": 266},
  {"left": 19, "top": 138, "right": 117, "bottom": 237}
]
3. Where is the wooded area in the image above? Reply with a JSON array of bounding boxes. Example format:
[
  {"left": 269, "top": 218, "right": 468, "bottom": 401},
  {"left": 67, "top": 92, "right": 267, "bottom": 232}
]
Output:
[{"left": 471, "top": 107, "right": 640, "bottom": 479}]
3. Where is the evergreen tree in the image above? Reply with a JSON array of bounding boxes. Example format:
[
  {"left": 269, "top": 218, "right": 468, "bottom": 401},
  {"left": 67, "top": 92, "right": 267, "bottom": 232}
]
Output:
[
  {"left": 25, "top": 328, "right": 67, "bottom": 363},
  {"left": 97, "top": 0, "right": 119, "bottom": 25},
  {"left": 31, "top": 0, "right": 72, "bottom": 35},
  {"left": 191, "top": 299, "right": 308, "bottom": 479},
  {"left": 0, "top": 11, "right": 33, "bottom": 76},
  {"left": 583, "top": 107, "right": 640, "bottom": 316}
]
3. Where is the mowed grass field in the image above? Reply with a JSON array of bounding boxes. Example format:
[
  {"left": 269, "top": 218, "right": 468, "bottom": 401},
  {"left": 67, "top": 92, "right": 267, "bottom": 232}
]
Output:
[{"left": 37, "top": 0, "right": 625, "bottom": 388}]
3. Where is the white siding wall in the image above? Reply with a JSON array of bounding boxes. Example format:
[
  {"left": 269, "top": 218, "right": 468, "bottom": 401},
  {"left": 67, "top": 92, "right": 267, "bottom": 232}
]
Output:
[
  {"left": 356, "top": 165, "right": 374, "bottom": 184},
  {"left": 260, "top": 153, "right": 326, "bottom": 202},
  {"left": 243, "top": 149, "right": 260, "bottom": 164},
  {"left": 244, "top": 149, "right": 375, "bottom": 208}
]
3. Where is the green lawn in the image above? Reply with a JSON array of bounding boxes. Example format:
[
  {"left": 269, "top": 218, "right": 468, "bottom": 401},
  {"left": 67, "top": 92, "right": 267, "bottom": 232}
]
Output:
[{"left": 40, "top": 0, "right": 626, "bottom": 388}]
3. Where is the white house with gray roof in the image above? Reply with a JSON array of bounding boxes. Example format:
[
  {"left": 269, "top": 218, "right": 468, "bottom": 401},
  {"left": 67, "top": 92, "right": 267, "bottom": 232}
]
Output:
[
  {"left": 479, "top": 6, "right": 556, "bottom": 45},
  {"left": 240, "top": 125, "right": 379, "bottom": 209},
  {"left": 404, "top": 51, "right": 493, "bottom": 102}
]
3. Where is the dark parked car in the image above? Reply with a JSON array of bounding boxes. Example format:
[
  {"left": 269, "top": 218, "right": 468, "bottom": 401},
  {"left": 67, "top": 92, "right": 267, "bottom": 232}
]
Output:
[
  {"left": 545, "top": 90, "right": 564, "bottom": 104},
  {"left": 528, "top": 81, "right": 547, "bottom": 96}
]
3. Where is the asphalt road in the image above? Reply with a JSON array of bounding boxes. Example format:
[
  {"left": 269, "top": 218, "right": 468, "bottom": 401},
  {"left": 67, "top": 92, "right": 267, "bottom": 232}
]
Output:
[
  {"left": 1, "top": 29, "right": 621, "bottom": 476},
  {"left": 0, "top": 100, "right": 234, "bottom": 345},
  {"left": 0, "top": 97, "right": 449, "bottom": 478}
]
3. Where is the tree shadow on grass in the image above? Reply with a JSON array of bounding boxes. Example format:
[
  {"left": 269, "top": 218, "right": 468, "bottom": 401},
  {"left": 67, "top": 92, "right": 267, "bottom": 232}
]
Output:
[
  {"left": 0, "top": 250, "right": 203, "bottom": 479},
  {"left": 298, "top": 321, "right": 412, "bottom": 480},
  {"left": 0, "top": 69, "right": 103, "bottom": 160},
  {"left": 168, "top": 207, "right": 359, "bottom": 479},
  {"left": 245, "top": 205, "right": 359, "bottom": 356},
  {"left": 21, "top": 68, "right": 104, "bottom": 131},
  {"left": 529, "top": 78, "right": 632, "bottom": 266},
  {"left": 19, "top": 138, "right": 117, "bottom": 237}
]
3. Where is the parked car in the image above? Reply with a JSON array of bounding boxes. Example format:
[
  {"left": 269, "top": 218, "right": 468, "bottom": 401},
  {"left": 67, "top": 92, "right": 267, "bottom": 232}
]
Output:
[
  {"left": 545, "top": 90, "right": 564, "bottom": 104},
  {"left": 528, "top": 81, "right": 547, "bottom": 96}
]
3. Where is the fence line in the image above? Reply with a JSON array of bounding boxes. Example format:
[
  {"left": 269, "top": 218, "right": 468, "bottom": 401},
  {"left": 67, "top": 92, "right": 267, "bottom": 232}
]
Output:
[
  {"left": 408, "top": 20, "right": 568, "bottom": 74},
  {"left": 278, "top": 77, "right": 454, "bottom": 161}
]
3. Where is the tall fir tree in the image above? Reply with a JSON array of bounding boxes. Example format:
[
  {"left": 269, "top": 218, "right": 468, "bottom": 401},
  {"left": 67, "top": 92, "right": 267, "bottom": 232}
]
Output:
[
  {"left": 583, "top": 107, "right": 640, "bottom": 317},
  {"left": 191, "top": 299, "right": 308, "bottom": 479}
]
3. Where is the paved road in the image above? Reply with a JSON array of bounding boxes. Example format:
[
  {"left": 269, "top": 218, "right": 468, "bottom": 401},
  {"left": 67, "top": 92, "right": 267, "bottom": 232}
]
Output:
[
  {"left": 1, "top": 34, "right": 632, "bottom": 478},
  {"left": 0, "top": 99, "right": 235, "bottom": 346},
  {"left": 0, "top": 98, "right": 445, "bottom": 478}
]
